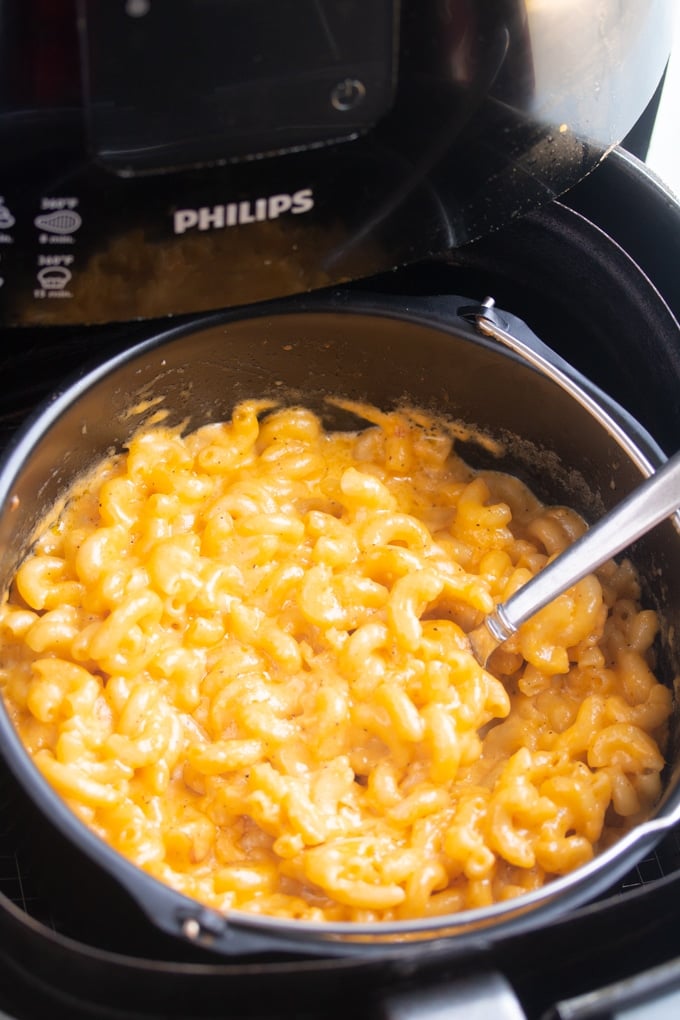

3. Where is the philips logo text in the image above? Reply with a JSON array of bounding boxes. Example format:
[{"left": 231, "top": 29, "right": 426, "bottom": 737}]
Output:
[{"left": 173, "top": 189, "right": 314, "bottom": 235}]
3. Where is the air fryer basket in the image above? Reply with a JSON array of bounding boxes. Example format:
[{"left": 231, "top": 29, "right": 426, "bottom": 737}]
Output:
[{"left": 1, "top": 286, "right": 680, "bottom": 964}]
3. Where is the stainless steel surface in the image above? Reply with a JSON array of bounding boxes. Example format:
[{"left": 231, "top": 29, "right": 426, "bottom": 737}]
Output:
[
  {"left": 470, "top": 449, "right": 680, "bottom": 665},
  {"left": 470, "top": 297, "right": 659, "bottom": 475},
  {"left": 465, "top": 295, "right": 680, "bottom": 664},
  {"left": 548, "top": 956, "right": 680, "bottom": 1020},
  {"left": 381, "top": 971, "right": 527, "bottom": 1020}
]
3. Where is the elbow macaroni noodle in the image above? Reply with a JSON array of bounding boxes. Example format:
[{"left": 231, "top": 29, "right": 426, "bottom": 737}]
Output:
[{"left": 0, "top": 399, "right": 671, "bottom": 922}]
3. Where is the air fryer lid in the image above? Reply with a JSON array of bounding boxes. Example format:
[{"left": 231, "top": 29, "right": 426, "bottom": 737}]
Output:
[
  {"left": 0, "top": 1, "right": 675, "bottom": 327},
  {"left": 76, "top": 0, "right": 671, "bottom": 177}
]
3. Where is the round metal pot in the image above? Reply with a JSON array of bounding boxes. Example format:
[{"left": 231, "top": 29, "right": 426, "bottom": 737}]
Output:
[{"left": 0, "top": 290, "right": 679, "bottom": 966}]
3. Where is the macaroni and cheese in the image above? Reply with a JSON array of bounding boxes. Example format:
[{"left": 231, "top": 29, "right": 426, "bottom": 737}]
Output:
[{"left": 0, "top": 399, "right": 671, "bottom": 922}]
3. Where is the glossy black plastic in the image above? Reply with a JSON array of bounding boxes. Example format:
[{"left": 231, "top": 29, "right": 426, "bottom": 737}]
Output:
[
  {"left": 78, "top": 0, "right": 399, "bottom": 174},
  {"left": 0, "top": 1, "right": 675, "bottom": 326}
]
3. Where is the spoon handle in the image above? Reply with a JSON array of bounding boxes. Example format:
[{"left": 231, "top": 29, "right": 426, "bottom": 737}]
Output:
[{"left": 486, "top": 449, "right": 680, "bottom": 644}]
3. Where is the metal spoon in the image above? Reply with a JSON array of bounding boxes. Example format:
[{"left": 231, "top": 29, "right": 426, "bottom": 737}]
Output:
[{"left": 468, "top": 449, "right": 680, "bottom": 667}]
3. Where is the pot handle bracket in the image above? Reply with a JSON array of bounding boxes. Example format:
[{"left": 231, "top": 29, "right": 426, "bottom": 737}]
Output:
[{"left": 453, "top": 295, "right": 668, "bottom": 478}]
